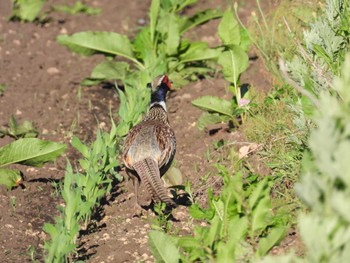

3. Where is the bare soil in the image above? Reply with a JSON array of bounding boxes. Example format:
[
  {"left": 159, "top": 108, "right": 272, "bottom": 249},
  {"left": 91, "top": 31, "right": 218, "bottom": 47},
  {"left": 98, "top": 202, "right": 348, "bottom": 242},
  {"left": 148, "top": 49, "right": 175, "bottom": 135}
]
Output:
[{"left": 0, "top": 0, "right": 299, "bottom": 262}]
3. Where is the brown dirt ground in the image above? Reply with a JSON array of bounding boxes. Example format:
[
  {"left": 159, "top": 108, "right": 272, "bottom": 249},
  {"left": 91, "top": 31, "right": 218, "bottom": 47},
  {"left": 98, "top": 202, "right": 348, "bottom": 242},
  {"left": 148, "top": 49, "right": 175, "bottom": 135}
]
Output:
[{"left": 0, "top": 0, "right": 301, "bottom": 262}]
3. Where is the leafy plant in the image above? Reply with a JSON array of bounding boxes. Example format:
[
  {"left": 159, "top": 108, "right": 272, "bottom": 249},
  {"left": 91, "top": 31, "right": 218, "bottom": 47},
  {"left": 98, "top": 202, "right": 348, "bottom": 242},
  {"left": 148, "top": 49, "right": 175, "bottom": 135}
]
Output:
[
  {"left": 10, "top": 0, "right": 45, "bottom": 22},
  {"left": 295, "top": 53, "right": 350, "bottom": 263},
  {"left": 53, "top": 1, "right": 101, "bottom": 15},
  {"left": 150, "top": 166, "right": 288, "bottom": 262},
  {"left": 0, "top": 115, "right": 38, "bottom": 139},
  {"left": 281, "top": 0, "right": 350, "bottom": 115},
  {"left": 192, "top": 8, "right": 251, "bottom": 130},
  {"left": 0, "top": 138, "right": 66, "bottom": 189},
  {"left": 43, "top": 121, "right": 122, "bottom": 261},
  {"left": 57, "top": 0, "right": 222, "bottom": 89}
]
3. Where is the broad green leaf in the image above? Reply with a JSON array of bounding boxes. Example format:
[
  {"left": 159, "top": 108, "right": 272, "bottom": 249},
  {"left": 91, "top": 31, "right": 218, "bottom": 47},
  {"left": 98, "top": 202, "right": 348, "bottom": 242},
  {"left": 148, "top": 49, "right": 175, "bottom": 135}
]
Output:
[
  {"left": 180, "top": 42, "right": 220, "bottom": 63},
  {"left": 248, "top": 177, "right": 269, "bottom": 209},
  {"left": 192, "top": 96, "right": 233, "bottom": 117},
  {"left": 133, "top": 27, "right": 154, "bottom": 64},
  {"left": 0, "top": 138, "right": 66, "bottom": 168},
  {"left": 218, "top": 8, "right": 240, "bottom": 46},
  {"left": 239, "top": 28, "right": 251, "bottom": 52},
  {"left": 0, "top": 168, "right": 22, "bottom": 190},
  {"left": 11, "top": 0, "right": 45, "bottom": 22},
  {"left": 177, "top": 236, "right": 202, "bottom": 248},
  {"left": 57, "top": 32, "right": 143, "bottom": 68},
  {"left": 71, "top": 137, "right": 89, "bottom": 159},
  {"left": 90, "top": 61, "right": 129, "bottom": 80},
  {"left": 158, "top": 13, "right": 180, "bottom": 56},
  {"left": 196, "top": 112, "right": 232, "bottom": 130},
  {"left": 257, "top": 227, "right": 288, "bottom": 257},
  {"left": 179, "top": 9, "right": 222, "bottom": 34},
  {"left": 251, "top": 196, "right": 271, "bottom": 233},
  {"left": 149, "top": 230, "right": 180, "bottom": 263},
  {"left": 189, "top": 203, "right": 214, "bottom": 220},
  {"left": 218, "top": 46, "right": 249, "bottom": 86}
]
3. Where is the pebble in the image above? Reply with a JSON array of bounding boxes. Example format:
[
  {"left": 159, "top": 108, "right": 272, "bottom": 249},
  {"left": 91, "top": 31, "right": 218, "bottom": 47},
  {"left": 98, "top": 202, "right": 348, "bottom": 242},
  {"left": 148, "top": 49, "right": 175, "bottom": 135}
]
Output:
[
  {"left": 13, "top": 40, "right": 20, "bottom": 46},
  {"left": 47, "top": 67, "right": 60, "bottom": 75},
  {"left": 16, "top": 109, "right": 22, "bottom": 115},
  {"left": 99, "top": 122, "right": 106, "bottom": 129},
  {"left": 137, "top": 18, "right": 146, "bottom": 25},
  {"left": 60, "top": 28, "right": 68, "bottom": 34}
]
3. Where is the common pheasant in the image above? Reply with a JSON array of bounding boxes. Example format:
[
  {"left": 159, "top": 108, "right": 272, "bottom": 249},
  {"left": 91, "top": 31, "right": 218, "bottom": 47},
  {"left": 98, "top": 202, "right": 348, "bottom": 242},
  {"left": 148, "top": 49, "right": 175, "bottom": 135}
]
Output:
[{"left": 123, "top": 75, "right": 176, "bottom": 214}]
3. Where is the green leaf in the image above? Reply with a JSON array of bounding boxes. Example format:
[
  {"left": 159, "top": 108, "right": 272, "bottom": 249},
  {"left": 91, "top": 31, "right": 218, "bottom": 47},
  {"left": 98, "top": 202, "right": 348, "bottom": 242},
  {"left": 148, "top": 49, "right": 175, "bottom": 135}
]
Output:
[
  {"left": 218, "top": 8, "right": 240, "bottom": 46},
  {"left": 0, "top": 168, "right": 22, "bottom": 190},
  {"left": 133, "top": 27, "right": 154, "bottom": 64},
  {"left": 196, "top": 112, "right": 232, "bottom": 130},
  {"left": 192, "top": 96, "right": 233, "bottom": 117},
  {"left": 248, "top": 177, "right": 270, "bottom": 209},
  {"left": 180, "top": 42, "right": 220, "bottom": 63},
  {"left": 251, "top": 195, "right": 271, "bottom": 233},
  {"left": 218, "top": 46, "right": 249, "bottom": 86},
  {"left": 57, "top": 32, "right": 143, "bottom": 68},
  {"left": 257, "top": 227, "right": 288, "bottom": 256},
  {"left": 149, "top": 230, "right": 180, "bottom": 263},
  {"left": 90, "top": 61, "right": 129, "bottom": 81},
  {"left": 71, "top": 137, "right": 89, "bottom": 159},
  {"left": 180, "top": 9, "right": 222, "bottom": 34},
  {"left": 0, "top": 138, "right": 66, "bottom": 168},
  {"left": 158, "top": 13, "right": 180, "bottom": 56},
  {"left": 11, "top": 0, "right": 45, "bottom": 22}
]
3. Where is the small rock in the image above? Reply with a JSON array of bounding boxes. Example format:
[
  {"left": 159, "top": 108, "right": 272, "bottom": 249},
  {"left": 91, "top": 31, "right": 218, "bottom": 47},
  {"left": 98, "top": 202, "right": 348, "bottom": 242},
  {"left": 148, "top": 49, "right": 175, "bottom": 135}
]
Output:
[
  {"left": 26, "top": 167, "right": 36, "bottom": 173},
  {"left": 60, "top": 28, "right": 68, "bottom": 34},
  {"left": 47, "top": 67, "right": 60, "bottom": 75},
  {"left": 42, "top": 129, "right": 49, "bottom": 135},
  {"left": 99, "top": 122, "right": 106, "bottom": 129},
  {"left": 16, "top": 109, "right": 22, "bottom": 115},
  {"left": 13, "top": 40, "right": 20, "bottom": 46},
  {"left": 137, "top": 18, "right": 146, "bottom": 25}
]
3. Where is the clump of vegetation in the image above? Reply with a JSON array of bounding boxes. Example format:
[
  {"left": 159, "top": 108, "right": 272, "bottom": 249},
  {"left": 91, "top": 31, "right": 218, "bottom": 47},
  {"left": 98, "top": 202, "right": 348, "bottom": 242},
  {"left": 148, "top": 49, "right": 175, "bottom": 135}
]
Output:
[
  {"left": 10, "top": 0, "right": 46, "bottom": 22},
  {"left": 58, "top": 0, "right": 222, "bottom": 89},
  {"left": 296, "top": 52, "right": 350, "bottom": 263},
  {"left": 53, "top": 1, "right": 101, "bottom": 15},
  {"left": 192, "top": 8, "right": 251, "bottom": 129},
  {"left": 150, "top": 164, "right": 288, "bottom": 262},
  {"left": 0, "top": 115, "right": 38, "bottom": 139},
  {"left": 9, "top": 0, "right": 101, "bottom": 22},
  {"left": 43, "top": 121, "right": 121, "bottom": 262}
]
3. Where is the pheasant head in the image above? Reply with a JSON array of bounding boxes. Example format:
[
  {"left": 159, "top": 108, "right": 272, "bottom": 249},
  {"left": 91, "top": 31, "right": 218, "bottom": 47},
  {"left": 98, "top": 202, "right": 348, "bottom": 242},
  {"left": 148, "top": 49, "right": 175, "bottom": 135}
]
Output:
[{"left": 148, "top": 75, "right": 172, "bottom": 112}]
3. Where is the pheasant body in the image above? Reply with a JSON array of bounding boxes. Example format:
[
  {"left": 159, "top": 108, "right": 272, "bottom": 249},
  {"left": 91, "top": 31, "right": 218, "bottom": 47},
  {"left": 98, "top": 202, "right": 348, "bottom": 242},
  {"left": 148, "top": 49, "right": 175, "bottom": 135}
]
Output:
[{"left": 123, "top": 75, "right": 176, "bottom": 210}]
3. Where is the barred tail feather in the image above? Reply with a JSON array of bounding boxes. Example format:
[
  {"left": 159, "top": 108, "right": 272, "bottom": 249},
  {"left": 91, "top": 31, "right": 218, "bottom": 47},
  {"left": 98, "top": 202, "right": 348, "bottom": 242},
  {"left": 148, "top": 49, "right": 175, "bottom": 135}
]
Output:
[{"left": 134, "top": 158, "right": 176, "bottom": 206}]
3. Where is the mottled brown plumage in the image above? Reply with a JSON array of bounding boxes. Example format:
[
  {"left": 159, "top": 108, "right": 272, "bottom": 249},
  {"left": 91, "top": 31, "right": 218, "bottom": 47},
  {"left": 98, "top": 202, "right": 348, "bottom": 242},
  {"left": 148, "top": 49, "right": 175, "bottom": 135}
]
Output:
[{"left": 123, "top": 75, "right": 176, "bottom": 213}]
